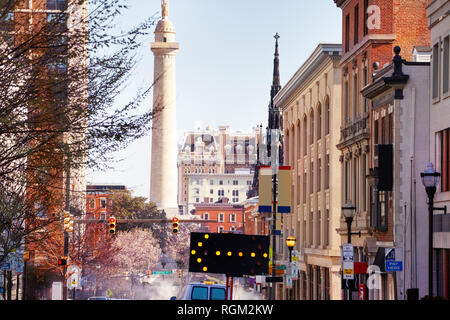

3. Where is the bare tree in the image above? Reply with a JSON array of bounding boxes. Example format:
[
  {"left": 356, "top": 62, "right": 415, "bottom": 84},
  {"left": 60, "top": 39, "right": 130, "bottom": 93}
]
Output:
[{"left": 0, "top": 0, "right": 160, "bottom": 265}]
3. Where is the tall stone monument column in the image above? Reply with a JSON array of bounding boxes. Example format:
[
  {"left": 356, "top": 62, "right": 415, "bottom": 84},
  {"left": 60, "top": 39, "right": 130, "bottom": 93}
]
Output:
[{"left": 150, "top": 0, "right": 179, "bottom": 215}]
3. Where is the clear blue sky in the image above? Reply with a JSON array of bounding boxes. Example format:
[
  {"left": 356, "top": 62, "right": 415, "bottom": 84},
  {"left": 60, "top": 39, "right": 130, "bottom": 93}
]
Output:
[{"left": 87, "top": 1, "right": 342, "bottom": 199}]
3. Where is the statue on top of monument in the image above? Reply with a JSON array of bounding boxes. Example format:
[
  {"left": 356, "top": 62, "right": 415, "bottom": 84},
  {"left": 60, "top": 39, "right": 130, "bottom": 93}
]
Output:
[{"left": 162, "top": 0, "right": 169, "bottom": 18}]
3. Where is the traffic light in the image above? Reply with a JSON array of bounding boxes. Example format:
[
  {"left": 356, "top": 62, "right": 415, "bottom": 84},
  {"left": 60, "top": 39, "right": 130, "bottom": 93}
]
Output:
[
  {"left": 63, "top": 211, "right": 74, "bottom": 233},
  {"left": 58, "top": 257, "right": 68, "bottom": 266},
  {"left": 178, "top": 269, "right": 182, "bottom": 278},
  {"left": 109, "top": 216, "right": 116, "bottom": 234},
  {"left": 172, "top": 217, "right": 179, "bottom": 234}
]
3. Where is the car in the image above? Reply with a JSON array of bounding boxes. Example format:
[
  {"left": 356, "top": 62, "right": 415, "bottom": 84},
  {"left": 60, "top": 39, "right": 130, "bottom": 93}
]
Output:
[
  {"left": 87, "top": 296, "right": 110, "bottom": 300},
  {"left": 171, "top": 282, "right": 230, "bottom": 300}
]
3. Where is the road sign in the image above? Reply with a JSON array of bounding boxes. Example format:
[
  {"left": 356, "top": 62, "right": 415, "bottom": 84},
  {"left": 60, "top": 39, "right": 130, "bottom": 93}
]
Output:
[
  {"left": 342, "top": 243, "right": 354, "bottom": 261},
  {"left": 342, "top": 243, "right": 354, "bottom": 280},
  {"left": 385, "top": 248, "right": 403, "bottom": 272},
  {"left": 153, "top": 270, "right": 171, "bottom": 275},
  {"left": 0, "top": 263, "right": 11, "bottom": 270}
]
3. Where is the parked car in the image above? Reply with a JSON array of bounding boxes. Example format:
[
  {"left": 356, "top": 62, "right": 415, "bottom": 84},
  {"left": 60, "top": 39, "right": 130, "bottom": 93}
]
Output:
[{"left": 171, "top": 282, "right": 229, "bottom": 300}]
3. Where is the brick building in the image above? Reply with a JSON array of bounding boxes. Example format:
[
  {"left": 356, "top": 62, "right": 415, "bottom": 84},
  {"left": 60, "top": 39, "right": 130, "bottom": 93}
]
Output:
[
  {"left": 333, "top": 0, "right": 430, "bottom": 300},
  {"left": 192, "top": 198, "right": 244, "bottom": 234},
  {"left": 86, "top": 184, "right": 127, "bottom": 219}
]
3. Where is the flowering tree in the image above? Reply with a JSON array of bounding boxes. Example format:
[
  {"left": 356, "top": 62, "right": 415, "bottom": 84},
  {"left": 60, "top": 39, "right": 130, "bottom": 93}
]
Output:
[
  {"left": 111, "top": 228, "right": 161, "bottom": 275},
  {"left": 165, "top": 222, "right": 201, "bottom": 269}
]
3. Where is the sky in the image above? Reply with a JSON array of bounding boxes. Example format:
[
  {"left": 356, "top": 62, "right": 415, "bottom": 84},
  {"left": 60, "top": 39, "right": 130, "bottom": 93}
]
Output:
[{"left": 87, "top": 1, "right": 342, "bottom": 199}]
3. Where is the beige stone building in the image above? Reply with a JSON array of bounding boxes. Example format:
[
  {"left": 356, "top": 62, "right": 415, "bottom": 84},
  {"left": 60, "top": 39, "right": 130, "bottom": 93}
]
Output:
[
  {"left": 177, "top": 125, "right": 259, "bottom": 214},
  {"left": 275, "top": 43, "right": 342, "bottom": 300}
]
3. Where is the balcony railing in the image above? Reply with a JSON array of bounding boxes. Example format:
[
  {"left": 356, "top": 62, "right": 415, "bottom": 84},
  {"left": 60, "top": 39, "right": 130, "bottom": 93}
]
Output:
[{"left": 339, "top": 114, "right": 369, "bottom": 143}]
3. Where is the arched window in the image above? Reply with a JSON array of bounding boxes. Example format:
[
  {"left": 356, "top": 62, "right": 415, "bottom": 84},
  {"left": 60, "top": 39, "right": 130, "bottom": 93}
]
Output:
[
  {"left": 317, "top": 104, "right": 322, "bottom": 140},
  {"left": 303, "top": 117, "right": 307, "bottom": 156},
  {"left": 325, "top": 98, "right": 330, "bottom": 135},
  {"left": 297, "top": 121, "right": 301, "bottom": 159},
  {"left": 310, "top": 110, "right": 314, "bottom": 145}
]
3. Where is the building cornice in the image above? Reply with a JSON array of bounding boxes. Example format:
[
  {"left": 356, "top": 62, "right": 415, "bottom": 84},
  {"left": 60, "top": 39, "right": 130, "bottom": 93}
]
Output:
[{"left": 274, "top": 43, "right": 342, "bottom": 109}]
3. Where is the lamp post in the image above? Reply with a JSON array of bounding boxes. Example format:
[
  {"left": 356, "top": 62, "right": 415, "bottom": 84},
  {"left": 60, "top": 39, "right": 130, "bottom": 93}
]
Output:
[
  {"left": 342, "top": 201, "right": 356, "bottom": 301},
  {"left": 420, "top": 162, "right": 440, "bottom": 299},
  {"left": 286, "top": 236, "right": 296, "bottom": 262}
]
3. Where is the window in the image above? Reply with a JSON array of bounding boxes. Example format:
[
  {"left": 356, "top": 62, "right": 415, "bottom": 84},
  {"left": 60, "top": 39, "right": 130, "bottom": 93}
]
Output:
[
  {"left": 233, "top": 180, "right": 238, "bottom": 185},
  {"left": 310, "top": 111, "right": 314, "bottom": 145},
  {"left": 210, "top": 180, "right": 214, "bottom": 185},
  {"left": 210, "top": 288, "right": 226, "bottom": 300},
  {"left": 309, "top": 211, "right": 314, "bottom": 246},
  {"left": 388, "top": 113, "right": 393, "bottom": 144},
  {"left": 317, "top": 210, "right": 321, "bottom": 246},
  {"left": 318, "top": 158, "right": 322, "bottom": 192},
  {"left": 353, "top": 73, "right": 358, "bottom": 118},
  {"left": 310, "top": 161, "right": 314, "bottom": 194},
  {"left": 218, "top": 189, "right": 224, "bottom": 196},
  {"left": 362, "top": 154, "right": 367, "bottom": 211},
  {"left": 303, "top": 117, "right": 308, "bottom": 155},
  {"left": 440, "top": 128, "right": 450, "bottom": 192},
  {"left": 433, "top": 43, "right": 440, "bottom": 99},
  {"left": 303, "top": 172, "right": 307, "bottom": 203},
  {"left": 218, "top": 213, "right": 224, "bottom": 222},
  {"left": 203, "top": 213, "right": 209, "bottom": 220},
  {"left": 325, "top": 209, "right": 330, "bottom": 246},
  {"left": 232, "top": 190, "right": 239, "bottom": 196},
  {"left": 345, "top": 14, "right": 350, "bottom": 52},
  {"left": 191, "top": 286, "right": 208, "bottom": 300},
  {"left": 444, "top": 36, "right": 449, "bottom": 95},
  {"left": 89, "top": 199, "right": 95, "bottom": 209},
  {"left": 325, "top": 154, "right": 330, "bottom": 190},
  {"left": 354, "top": 5, "right": 359, "bottom": 45},
  {"left": 363, "top": 65, "right": 369, "bottom": 113},
  {"left": 364, "top": 0, "right": 369, "bottom": 36},
  {"left": 218, "top": 226, "right": 224, "bottom": 233},
  {"left": 381, "top": 116, "right": 386, "bottom": 144},
  {"left": 317, "top": 104, "right": 322, "bottom": 140},
  {"left": 210, "top": 189, "right": 214, "bottom": 194},
  {"left": 344, "top": 79, "right": 349, "bottom": 122},
  {"left": 230, "top": 213, "right": 236, "bottom": 222},
  {"left": 325, "top": 99, "right": 330, "bottom": 135},
  {"left": 100, "top": 198, "right": 107, "bottom": 209},
  {"left": 374, "top": 119, "right": 379, "bottom": 144}
]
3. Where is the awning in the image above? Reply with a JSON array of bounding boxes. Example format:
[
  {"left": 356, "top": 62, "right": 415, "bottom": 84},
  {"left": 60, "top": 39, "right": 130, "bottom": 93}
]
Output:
[{"left": 372, "top": 247, "right": 386, "bottom": 272}]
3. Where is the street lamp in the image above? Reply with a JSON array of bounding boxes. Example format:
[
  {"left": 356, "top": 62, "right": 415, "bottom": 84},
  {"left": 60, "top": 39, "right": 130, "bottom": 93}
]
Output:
[
  {"left": 342, "top": 201, "right": 357, "bottom": 244},
  {"left": 420, "top": 162, "right": 440, "bottom": 299},
  {"left": 286, "top": 236, "right": 296, "bottom": 262},
  {"left": 342, "top": 201, "right": 356, "bottom": 300}
]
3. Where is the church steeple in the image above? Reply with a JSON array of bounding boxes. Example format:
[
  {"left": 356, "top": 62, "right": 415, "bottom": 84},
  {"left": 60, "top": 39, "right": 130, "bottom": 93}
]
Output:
[
  {"left": 271, "top": 32, "right": 281, "bottom": 102},
  {"left": 269, "top": 33, "right": 282, "bottom": 130}
]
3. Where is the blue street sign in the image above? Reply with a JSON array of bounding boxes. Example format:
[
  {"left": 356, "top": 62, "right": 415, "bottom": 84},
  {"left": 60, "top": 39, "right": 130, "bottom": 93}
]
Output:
[
  {"left": 0, "top": 263, "right": 11, "bottom": 270},
  {"left": 385, "top": 260, "right": 403, "bottom": 272}
]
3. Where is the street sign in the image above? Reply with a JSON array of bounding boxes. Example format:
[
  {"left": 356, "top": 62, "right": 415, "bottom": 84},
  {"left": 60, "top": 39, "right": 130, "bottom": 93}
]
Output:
[
  {"left": 153, "top": 270, "right": 172, "bottom": 275},
  {"left": 0, "top": 263, "right": 11, "bottom": 270},
  {"left": 385, "top": 248, "right": 403, "bottom": 272},
  {"left": 67, "top": 265, "right": 81, "bottom": 289},
  {"left": 342, "top": 243, "right": 354, "bottom": 280},
  {"left": 285, "top": 275, "right": 293, "bottom": 288}
]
